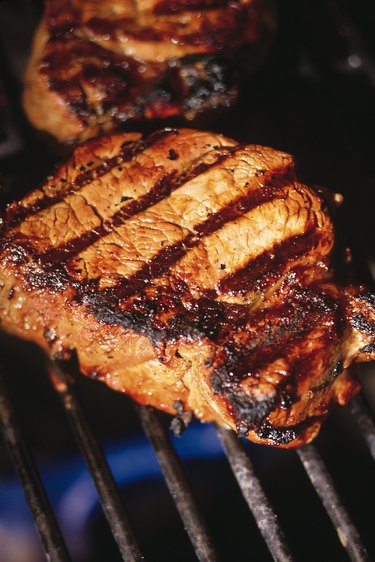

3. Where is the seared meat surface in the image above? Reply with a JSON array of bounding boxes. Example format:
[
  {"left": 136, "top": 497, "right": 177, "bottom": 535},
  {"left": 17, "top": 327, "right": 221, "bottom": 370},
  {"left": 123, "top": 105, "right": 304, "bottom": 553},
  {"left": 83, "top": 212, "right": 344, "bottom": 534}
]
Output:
[
  {"left": 0, "top": 128, "right": 374, "bottom": 447},
  {"left": 23, "top": 0, "right": 274, "bottom": 145}
]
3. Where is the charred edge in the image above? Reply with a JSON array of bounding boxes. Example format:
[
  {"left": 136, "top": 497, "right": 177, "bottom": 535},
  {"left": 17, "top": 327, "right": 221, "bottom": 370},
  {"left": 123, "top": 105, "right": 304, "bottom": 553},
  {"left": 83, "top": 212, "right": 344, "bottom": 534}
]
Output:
[
  {"left": 170, "top": 399, "right": 193, "bottom": 436},
  {"left": 37, "top": 148, "right": 235, "bottom": 267},
  {"left": 177, "top": 54, "right": 238, "bottom": 116},
  {"left": 212, "top": 367, "right": 323, "bottom": 445},
  {"left": 209, "top": 289, "right": 339, "bottom": 429},
  {"left": 360, "top": 341, "right": 375, "bottom": 354},
  {"left": 212, "top": 375, "right": 278, "bottom": 431},
  {"left": 350, "top": 314, "right": 375, "bottom": 334},
  {"left": 211, "top": 367, "right": 277, "bottom": 434},
  {"left": 218, "top": 227, "right": 319, "bottom": 294},
  {"left": 358, "top": 291, "right": 375, "bottom": 308},
  {"left": 255, "top": 416, "right": 323, "bottom": 446},
  {"left": 5, "top": 129, "right": 178, "bottom": 229},
  {"left": 82, "top": 287, "right": 246, "bottom": 347},
  {"left": 255, "top": 424, "right": 299, "bottom": 445},
  {"left": 81, "top": 292, "right": 167, "bottom": 345},
  {"left": 211, "top": 373, "right": 274, "bottom": 428}
]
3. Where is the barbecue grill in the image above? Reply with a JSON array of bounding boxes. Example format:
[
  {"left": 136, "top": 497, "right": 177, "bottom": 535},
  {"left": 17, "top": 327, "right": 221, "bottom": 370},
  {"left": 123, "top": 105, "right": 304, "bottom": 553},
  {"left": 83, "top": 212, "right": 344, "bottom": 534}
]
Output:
[{"left": 0, "top": 1, "right": 375, "bottom": 561}]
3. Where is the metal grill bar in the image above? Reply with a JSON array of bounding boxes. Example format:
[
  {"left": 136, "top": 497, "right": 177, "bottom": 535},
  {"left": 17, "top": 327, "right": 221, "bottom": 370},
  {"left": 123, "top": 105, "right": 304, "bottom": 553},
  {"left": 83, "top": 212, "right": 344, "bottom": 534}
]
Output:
[
  {"left": 350, "top": 394, "right": 375, "bottom": 462},
  {"left": 0, "top": 367, "right": 71, "bottom": 562},
  {"left": 216, "top": 425, "right": 293, "bottom": 562},
  {"left": 137, "top": 404, "right": 220, "bottom": 562},
  {"left": 49, "top": 360, "right": 144, "bottom": 562},
  {"left": 297, "top": 444, "right": 369, "bottom": 562}
]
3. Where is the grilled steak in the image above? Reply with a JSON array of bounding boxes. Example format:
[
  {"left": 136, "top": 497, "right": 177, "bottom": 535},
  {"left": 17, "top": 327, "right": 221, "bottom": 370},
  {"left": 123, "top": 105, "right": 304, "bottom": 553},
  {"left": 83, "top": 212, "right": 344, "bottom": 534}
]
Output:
[
  {"left": 23, "top": 0, "right": 275, "bottom": 145},
  {"left": 0, "top": 128, "right": 374, "bottom": 447}
]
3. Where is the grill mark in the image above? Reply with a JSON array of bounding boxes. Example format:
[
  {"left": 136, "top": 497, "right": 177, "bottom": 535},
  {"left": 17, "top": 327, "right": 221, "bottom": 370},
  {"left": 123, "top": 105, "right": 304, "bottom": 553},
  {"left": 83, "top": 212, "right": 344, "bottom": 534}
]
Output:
[
  {"left": 212, "top": 287, "right": 339, "bottom": 385},
  {"left": 43, "top": 42, "right": 151, "bottom": 122},
  {"left": 39, "top": 26, "right": 243, "bottom": 128},
  {"left": 74, "top": 165, "right": 294, "bottom": 342},
  {"left": 218, "top": 227, "right": 320, "bottom": 295},
  {"left": 86, "top": 7, "right": 252, "bottom": 47},
  {"left": 102, "top": 165, "right": 293, "bottom": 300},
  {"left": 350, "top": 314, "right": 375, "bottom": 334},
  {"left": 37, "top": 148, "right": 237, "bottom": 268},
  {"left": 154, "top": 0, "right": 231, "bottom": 15},
  {"left": 9, "top": 152, "right": 296, "bottom": 349},
  {"left": 119, "top": 24, "right": 246, "bottom": 48},
  {"left": 232, "top": 308, "right": 336, "bottom": 379},
  {"left": 82, "top": 269, "right": 336, "bottom": 348},
  {"left": 360, "top": 342, "right": 375, "bottom": 354},
  {"left": 210, "top": 292, "right": 339, "bottom": 437},
  {"left": 6, "top": 129, "right": 177, "bottom": 229},
  {"left": 358, "top": 291, "right": 375, "bottom": 308}
]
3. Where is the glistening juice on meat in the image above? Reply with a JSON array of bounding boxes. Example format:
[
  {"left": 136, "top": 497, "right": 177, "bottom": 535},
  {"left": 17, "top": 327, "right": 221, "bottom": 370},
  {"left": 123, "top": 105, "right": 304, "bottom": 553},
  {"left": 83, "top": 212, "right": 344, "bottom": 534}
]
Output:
[{"left": 0, "top": 128, "right": 374, "bottom": 447}]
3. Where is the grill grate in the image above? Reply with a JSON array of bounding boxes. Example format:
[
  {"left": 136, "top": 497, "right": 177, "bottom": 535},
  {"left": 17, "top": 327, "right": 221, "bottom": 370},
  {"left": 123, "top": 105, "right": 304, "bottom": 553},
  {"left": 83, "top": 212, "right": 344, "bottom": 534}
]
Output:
[
  {"left": 137, "top": 404, "right": 219, "bottom": 562},
  {"left": 1, "top": 359, "right": 374, "bottom": 562},
  {"left": 0, "top": 368, "right": 71, "bottom": 562},
  {"left": 296, "top": 446, "right": 369, "bottom": 562},
  {"left": 1, "top": 0, "right": 375, "bottom": 561},
  {"left": 216, "top": 426, "right": 293, "bottom": 562},
  {"left": 49, "top": 361, "right": 144, "bottom": 562}
]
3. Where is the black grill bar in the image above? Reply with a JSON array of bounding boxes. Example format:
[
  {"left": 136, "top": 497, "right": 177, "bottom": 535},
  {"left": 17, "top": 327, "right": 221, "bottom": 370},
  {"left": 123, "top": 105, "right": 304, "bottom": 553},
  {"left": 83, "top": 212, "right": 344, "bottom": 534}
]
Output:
[
  {"left": 297, "top": 444, "right": 369, "bottom": 562},
  {"left": 350, "top": 393, "right": 375, "bottom": 462},
  {"left": 216, "top": 425, "right": 293, "bottom": 562},
  {"left": 1, "top": 359, "right": 374, "bottom": 562},
  {"left": 0, "top": 366, "right": 71, "bottom": 562},
  {"left": 136, "top": 404, "right": 220, "bottom": 562},
  {"left": 49, "top": 360, "right": 145, "bottom": 562}
]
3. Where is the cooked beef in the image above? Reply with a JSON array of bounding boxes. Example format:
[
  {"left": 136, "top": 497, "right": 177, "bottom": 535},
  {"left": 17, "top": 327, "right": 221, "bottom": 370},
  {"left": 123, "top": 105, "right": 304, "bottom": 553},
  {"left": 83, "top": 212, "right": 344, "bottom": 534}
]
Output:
[
  {"left": 0, "top": 128, "right": 374, "bottom": 447},
  {"left": 23, "top": 0, "right": 275, "bottom": 145}
]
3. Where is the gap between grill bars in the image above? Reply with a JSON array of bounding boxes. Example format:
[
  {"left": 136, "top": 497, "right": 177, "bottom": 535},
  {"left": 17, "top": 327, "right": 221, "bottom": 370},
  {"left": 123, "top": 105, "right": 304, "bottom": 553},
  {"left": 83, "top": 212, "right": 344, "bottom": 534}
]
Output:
[{"left": 1, "top": 358, "right": 375, "bottom": 562}]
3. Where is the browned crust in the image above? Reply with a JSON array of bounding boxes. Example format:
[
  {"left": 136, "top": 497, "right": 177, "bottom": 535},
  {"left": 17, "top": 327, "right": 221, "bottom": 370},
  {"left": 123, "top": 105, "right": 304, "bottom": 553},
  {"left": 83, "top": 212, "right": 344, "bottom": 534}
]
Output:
[
  {"left": 23, "top": 22, "right": 84, "bottom": 145},
  {"left": 0, "top": 129, "right": 374, "bottom": 447},
  {"left": 23, "top": 0, "right": 276, "bottom": 144}
]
